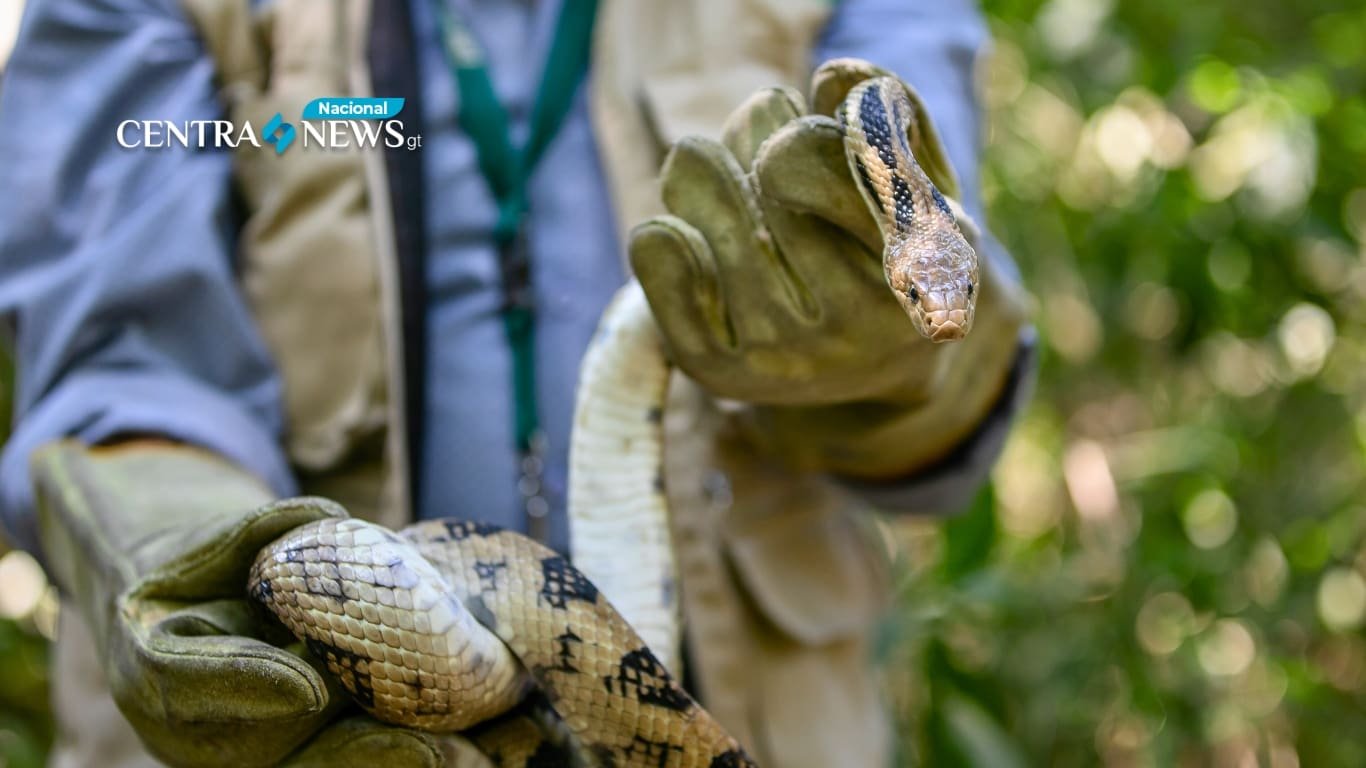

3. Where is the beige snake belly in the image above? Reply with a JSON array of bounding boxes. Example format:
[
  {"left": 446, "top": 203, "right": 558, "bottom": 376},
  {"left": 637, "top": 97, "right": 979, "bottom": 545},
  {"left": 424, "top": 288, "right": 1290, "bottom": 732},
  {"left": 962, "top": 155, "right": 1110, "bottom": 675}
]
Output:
[
  {"left": 567, "top": 284, "right": 679, "bottom": 674},
  {"left": 248, "top": 70, "right": 975, "bottom": 767}
]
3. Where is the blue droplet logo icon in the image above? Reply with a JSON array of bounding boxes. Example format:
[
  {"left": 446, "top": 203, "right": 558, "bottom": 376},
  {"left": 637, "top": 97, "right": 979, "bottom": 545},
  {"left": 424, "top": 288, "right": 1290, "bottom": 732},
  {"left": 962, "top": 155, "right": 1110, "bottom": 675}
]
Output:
[{"left": 263, "top": 113, "right": 296, "bottom": 155}]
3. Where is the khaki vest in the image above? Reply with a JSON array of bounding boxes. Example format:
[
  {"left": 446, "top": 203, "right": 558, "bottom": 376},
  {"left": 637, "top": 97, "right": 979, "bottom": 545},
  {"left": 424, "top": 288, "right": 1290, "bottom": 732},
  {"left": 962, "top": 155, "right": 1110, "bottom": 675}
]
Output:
[{"left": 177, "top": 0, "right": 900, "bottom": 764}]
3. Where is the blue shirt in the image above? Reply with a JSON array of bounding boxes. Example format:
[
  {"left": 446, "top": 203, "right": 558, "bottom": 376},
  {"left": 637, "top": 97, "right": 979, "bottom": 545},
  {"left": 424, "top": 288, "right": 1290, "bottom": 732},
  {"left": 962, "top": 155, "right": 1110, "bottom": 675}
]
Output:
[{"left": 0, "top": 0, "right": 1020, "bottom": 553}]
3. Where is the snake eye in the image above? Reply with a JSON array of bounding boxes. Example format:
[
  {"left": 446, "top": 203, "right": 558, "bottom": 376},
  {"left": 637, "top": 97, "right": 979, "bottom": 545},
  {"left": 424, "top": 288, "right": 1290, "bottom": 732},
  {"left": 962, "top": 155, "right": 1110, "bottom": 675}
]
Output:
[
  {"left": 966, "top": 284, "right": 974, "bottom": 297},
  {"left": 908, "top": 286, "right": 920, "bottom": 304}
]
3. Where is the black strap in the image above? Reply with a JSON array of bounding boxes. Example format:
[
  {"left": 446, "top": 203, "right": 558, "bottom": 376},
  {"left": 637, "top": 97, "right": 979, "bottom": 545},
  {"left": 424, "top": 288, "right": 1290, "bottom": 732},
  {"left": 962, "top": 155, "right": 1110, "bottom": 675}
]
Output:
[{"left": 369, "top": 0, "right": 429, "bottom": 502}]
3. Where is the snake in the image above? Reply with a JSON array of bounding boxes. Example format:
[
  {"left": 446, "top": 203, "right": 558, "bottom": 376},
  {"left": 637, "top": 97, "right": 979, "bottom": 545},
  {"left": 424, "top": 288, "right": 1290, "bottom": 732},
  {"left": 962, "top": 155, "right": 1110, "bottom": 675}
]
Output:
[{"left": 248, "top": 73, "right": 978, "bottom": 768}]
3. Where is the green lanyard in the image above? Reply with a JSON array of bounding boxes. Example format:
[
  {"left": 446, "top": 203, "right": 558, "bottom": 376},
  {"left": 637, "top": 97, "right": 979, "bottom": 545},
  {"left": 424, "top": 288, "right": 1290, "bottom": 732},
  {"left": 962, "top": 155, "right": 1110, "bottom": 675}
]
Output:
[{"left": 430, "top": 0, "right": 598, "bottom": 539}]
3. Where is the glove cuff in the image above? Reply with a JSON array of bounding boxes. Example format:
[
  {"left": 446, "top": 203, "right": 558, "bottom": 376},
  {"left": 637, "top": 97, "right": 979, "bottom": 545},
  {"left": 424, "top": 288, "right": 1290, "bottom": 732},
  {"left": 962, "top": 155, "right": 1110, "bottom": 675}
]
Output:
[{"left": 32, "top": 440, "right": 271, "bottom": 594}]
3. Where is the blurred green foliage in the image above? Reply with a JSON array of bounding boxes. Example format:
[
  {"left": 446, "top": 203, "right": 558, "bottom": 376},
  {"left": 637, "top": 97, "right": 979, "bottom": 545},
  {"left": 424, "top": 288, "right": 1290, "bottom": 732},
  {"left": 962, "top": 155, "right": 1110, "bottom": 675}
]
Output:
[
  {"left": 3, "top": 0, "right": 1366, "bottom": 766},
  {"left": 886, "top": 0, "right": 1366, "bottom": 765}
]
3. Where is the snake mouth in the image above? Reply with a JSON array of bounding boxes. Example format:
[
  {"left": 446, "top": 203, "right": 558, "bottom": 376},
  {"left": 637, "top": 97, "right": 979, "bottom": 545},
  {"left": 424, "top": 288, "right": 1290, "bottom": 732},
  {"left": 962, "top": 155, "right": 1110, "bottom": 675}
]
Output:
[{"left": 925, "top": 309, "right": 969, "bottom": 342}]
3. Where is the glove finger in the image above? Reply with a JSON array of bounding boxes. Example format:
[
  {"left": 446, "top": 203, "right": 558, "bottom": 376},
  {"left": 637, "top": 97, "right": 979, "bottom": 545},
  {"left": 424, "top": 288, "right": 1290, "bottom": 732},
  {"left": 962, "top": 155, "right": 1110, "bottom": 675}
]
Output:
[
  {"left": 659, "top": 137, "right": 808, "bottom": 342},
  {"left": 283, "top": 716, "right": 446, "bottom": 768},
  {"left": 138, "top": 604, "right": 344, "bottom": 725},
  {"left": 754, "top": 115, "right": 883, "bottom": 255},
  {"left": 140, "top": 496, "right": 349, "bottom": 600},
  {"left": 720, "top": 85, "right": 806, "bottom": 171},
  {"left": 810, "top": 57, "right": 893, "bottom": 117},
  {"left": 119, "top": 649, "right": 342, "bottom": 767},
  {"left": 748, "top": 190, "right": 934, "bottom": 404},
  {"left": 754, "top": 197, "right": 890, "bottom": 322},
  {"left": 154, "top": 596, "right": 281, "bottom": 641},
  {"left": 810, "top": 58, "right": 962, "bottom": 199},
  {"left": 808, "top": 58, "right": 896, "bottom": 116},
  {"left": 630, "top": 215, "right": 731, "bottom": 355}
]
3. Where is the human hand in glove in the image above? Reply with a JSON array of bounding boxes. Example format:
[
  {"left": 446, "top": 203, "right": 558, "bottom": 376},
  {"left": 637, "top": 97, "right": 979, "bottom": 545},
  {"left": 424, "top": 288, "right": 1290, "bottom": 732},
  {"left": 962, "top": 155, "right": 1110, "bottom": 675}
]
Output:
[
  {"left": 631, "top": 58, "right": 1029, "bottom": 480},
  {"left": 30, "top": 440, "right": 460, "bottom": 767}
]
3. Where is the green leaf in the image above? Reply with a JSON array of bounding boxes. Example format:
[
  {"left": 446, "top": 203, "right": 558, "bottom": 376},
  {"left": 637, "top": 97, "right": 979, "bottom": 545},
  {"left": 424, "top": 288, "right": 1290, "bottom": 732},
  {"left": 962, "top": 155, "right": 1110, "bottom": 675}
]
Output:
[{"left": 941, "top": 482, "right": 998, "bottom": 579}]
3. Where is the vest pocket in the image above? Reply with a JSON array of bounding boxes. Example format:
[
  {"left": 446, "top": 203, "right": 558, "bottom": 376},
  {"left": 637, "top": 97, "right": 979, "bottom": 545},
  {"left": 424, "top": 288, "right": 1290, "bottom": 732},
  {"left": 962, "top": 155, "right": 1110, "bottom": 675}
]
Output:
[
  {"left": 720, "top": 470, "right": 893, "bottom": 646},
  {"left": 225, "top": 84, "right": 391, "bottom": 474}
]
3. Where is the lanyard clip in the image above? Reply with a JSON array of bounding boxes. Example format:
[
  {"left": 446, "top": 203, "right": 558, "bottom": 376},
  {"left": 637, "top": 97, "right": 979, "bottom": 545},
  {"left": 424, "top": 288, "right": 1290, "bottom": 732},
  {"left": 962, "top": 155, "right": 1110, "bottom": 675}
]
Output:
[{"left": 519, "top": 430, "right": 551, "bottom": 544}]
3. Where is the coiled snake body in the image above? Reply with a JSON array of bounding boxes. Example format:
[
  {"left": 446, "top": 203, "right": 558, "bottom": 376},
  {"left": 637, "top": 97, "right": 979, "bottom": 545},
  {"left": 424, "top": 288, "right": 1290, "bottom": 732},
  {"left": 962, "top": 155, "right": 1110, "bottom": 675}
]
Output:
[{"left": 249, "top": 73, "right": 978, "bottom": 767}]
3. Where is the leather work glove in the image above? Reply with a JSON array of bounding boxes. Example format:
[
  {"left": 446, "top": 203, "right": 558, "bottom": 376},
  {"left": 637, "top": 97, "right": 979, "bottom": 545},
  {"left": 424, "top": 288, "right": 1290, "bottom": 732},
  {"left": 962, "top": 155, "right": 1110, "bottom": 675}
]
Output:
[
  {"left": 29, "top": 439, "right": 451, "bottom": 767},
  {"left": 631, "top": 58, "right": 1029, "bottom": 480}
]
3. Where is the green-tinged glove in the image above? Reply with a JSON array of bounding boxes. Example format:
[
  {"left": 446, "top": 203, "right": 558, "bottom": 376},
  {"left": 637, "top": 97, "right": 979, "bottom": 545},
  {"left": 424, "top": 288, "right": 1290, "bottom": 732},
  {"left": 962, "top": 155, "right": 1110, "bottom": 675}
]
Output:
[
  {"left": 631, "top": 58, "right": 1029, "bottom": 480},
  {"left": 30, "top": 440, "right": 446, "bottom": 768}
]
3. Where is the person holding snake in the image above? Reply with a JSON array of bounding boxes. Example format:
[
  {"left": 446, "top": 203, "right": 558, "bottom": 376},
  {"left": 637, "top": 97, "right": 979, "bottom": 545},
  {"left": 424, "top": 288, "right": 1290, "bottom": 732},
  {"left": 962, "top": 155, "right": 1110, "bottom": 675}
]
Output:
[{"left": 0, "top": 0, "right": 1034, "bottom": 765}]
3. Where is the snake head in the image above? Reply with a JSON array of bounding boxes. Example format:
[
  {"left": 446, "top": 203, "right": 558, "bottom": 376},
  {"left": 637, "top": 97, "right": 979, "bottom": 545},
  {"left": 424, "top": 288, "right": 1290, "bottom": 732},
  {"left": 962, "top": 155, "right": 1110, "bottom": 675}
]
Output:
[{"left": 888, "top": 230, "right": 979, "bottom": 343}]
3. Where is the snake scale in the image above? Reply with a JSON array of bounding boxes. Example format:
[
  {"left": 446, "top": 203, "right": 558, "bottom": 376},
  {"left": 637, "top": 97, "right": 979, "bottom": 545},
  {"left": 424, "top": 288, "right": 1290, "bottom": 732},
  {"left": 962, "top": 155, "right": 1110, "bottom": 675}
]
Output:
[{"left": 249, "top": 74, "right": 978, "bottom": 767}]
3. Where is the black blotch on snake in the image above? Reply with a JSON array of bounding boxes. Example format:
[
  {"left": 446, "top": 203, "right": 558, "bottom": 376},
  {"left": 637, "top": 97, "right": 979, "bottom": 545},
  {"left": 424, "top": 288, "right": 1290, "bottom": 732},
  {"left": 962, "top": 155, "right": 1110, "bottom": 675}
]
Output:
[
  {"left": 538, "top": 556, "right": 599, "bottom": 609},
  {"left": 623, "top": 734, "right": 683, "bottom": 767},
  {"left": 305, "top": 637, "right": 375, "bottom": 708},
  {"left": 931, "top": 186, "right": 954, "bottom": 218},
  {"left": 551, "top": 627, "right": 583, "bottom": 673},
  {"left": 473, "top": 559, "right": 508, "bottom": 590},
  {"left": 443, "top": 519, "right": 503, "bottom": 540},
  {"left": 890, "top": 174, "right": 915, "bottom": 231},
  {"left": 858, "top": 86, "right": 900, "bottom": 183},
  {"left": 603, "top": 648, "right": 691, "bottom": 712}
]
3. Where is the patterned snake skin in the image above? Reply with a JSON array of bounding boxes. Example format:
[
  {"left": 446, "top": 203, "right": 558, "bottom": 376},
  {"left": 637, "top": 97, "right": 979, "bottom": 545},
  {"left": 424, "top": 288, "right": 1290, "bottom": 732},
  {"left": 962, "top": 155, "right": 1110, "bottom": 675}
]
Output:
[
  {"left": 838, "top": 76, "right": 980, "bottom": 341},
  {"left": 250, "top": 518, "right": 752, "bottom": 766},
  {"left": 248, "top": 74, "right": 977, "bottom": 767}
]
